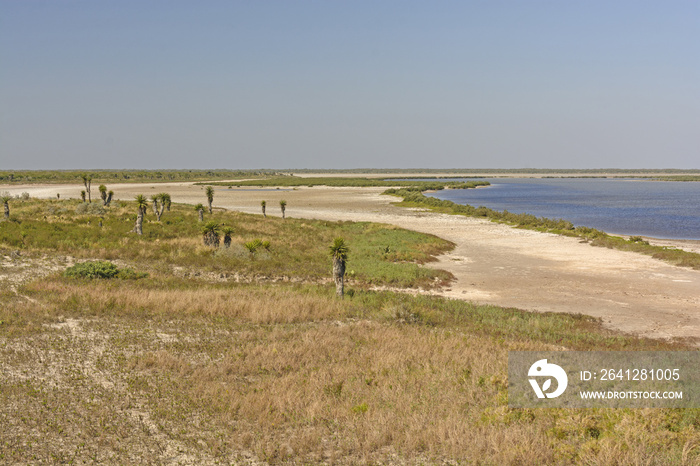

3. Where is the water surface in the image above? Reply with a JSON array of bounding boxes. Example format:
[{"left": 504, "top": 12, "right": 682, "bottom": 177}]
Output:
[{"left": 425, "top": 178, "right": 700, "bottom": 240}]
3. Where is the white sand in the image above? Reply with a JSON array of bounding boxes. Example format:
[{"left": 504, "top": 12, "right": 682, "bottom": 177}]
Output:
[{"left": 4, "top": 181, "right": 700, "bottom": 343}]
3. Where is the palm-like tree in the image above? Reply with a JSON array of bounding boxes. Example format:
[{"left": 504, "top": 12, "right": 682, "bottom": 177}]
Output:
[
  {"left": 162, "top": 193, "right": 172, "bottom": 211},
  {"left": 151, "top": 194, "right": 160, "bottom": 215},
  {"left": 194, "top": 203, "right": 205, "bottom": 222},
  {"left": 106, "top": 190, "right": 114, "bottom": 206},
  {"left": 280, "top": 199, "right": 287, "bottom": 219},
  {"left": 221, "top": 226, "right": 234, "bottom": 248},
  {"left": 329, "top": 238, "right": 349, "bottom": 298},
  {"left": 1, "top": 193, "right": 11, "bottom": 219},
  {"left": 99, "top": 185, "right": 108, "bottom": 205},
  {"left": 80, "top": 174, "right": 92, "bottom": 203},
  {"left": 201, "top": 221, "right": 220, "bottom": 248},
  {"left": 154, "top": 193, "right": 168, "bottom": 221},
  {"left": 134, "top": 195, "right": 148, "bottom": 235},
  {"left": 80, "top": 190, "right": 86, "bottom": 202},
  {"left": 261, "top": 200, "right": 266, "bottom": 217},
  {"left": 205, "top": 186, "right": 214, "bottom": 214}
]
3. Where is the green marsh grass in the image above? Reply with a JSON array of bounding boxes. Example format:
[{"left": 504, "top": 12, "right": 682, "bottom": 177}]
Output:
[
  {"left": 204, "top": 175, "right": 490, "bottom": 190},
  {"left": 386, "top": 188, "right": 700, "bottom": 270},
  {"left": 0, "top": 198, "right": 454, "bottom": 288}
]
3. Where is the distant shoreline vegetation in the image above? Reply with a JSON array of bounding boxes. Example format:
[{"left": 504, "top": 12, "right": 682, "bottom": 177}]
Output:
[
  {"left": 0, "top": 169, "right": 279, "bottom": 184},
  {"left": 652, "top": 176, "right": 700, "bottom": 182},
  {"left": 384, "top": 188, "right": 700, "bottom": 270},
  {"left": 204, "top": 176, "right": 490, "bottom": 190},
  {"left": 251, "top": 168, "right": 700, "bottom": 175},
  {"left": 3, "top": 169, "right": 700, "bottom": 185},
  {"left": 207, "top": 175, "right": 700, "bottom": 269}
]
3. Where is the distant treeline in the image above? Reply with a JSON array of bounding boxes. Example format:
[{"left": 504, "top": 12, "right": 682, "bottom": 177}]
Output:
[
  {"left": 205, "top": 176, "right": 490, "bottom": 190},
  {"left": 4, "top": 169, "right": 699, "bottom": 185},
  {"left": 279, "top": 168, "right": 700, "bottom": 175},
  {"left": 0, "top": 170, "right": 278, "bottom": 184}
]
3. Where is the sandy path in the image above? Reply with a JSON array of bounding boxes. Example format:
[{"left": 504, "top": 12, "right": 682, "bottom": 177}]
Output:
[{"left": 4, "top": 182, "right": 700, "bottom": 343}]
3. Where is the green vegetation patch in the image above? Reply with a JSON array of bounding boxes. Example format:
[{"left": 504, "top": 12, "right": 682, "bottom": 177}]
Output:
[
  {"left": 63, "top": 260, "right": 147, "bottom": 280},
  {"left": 656, "top": 176, "right": 700, "bottom": 182},
  {"left": 385, "top": 188, "right": 700, "bottom": 270},
  {"left": 0, "top": 169, "right": 274, "bottom": 184},
  {"left": 0, "top": 198, "right": 454, "bottom": 288},
  {"left": 204, "top": 175, "right": 490, "bottom": 190}
]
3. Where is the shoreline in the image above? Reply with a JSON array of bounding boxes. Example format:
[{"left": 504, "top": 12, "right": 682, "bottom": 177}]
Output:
[
  {"left": 2, "top": 181, "right": 699, "bottom": 343},
  {"left": 3, "top": 181, "right": 700, "bottom": 253},
  {"left": 423, "top": 182, "right": 700, "bottom": 248}
]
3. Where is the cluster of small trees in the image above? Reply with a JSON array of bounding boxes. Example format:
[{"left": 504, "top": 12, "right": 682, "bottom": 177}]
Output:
[
  {"left": 131, "top": 193, "right": 173, "bottom": 234},
  {"left": 200, "top": 221, "right": 270, "bottom": 255},
  {"left": 150, "top": 193, "right": 171, "bottom": 221},
  {"left": 78, "top": 174, "right": 115, "bottom": 207},
  {"left": 99, "top": 185, "right": 114, "bottom": 206},
  {"left": 129, "top": 184, "right": 348, "bottom": 297}
]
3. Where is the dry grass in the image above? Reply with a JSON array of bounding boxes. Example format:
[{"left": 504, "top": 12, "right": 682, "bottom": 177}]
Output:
[
  {"left": 1, "top": 275, "right": 698, "bottom": 464},
  {"left": 1, "top": 198, "right": 699, "bottom": 464}
]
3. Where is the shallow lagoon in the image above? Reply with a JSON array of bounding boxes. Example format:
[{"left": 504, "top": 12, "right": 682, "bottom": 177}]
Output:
[{"left": 426, "top": 178, "right": 700, "bottom": 240}]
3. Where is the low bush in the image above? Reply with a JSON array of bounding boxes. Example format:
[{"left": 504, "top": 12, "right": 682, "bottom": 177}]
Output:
[
  {"left": 75, "top": 203, "right": 105, "bottom": 215},
  {"left": 63, "top": 261, "right": 146, "bottom": 279}
]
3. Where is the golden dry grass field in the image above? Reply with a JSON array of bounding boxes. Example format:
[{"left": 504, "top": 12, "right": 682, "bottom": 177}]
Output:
[{"left": 0, "top": 189, "right": 699, "bottom": 464}]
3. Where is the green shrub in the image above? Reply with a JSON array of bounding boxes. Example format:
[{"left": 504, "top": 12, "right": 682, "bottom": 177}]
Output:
[
  {"left": 244, "top": 238, "right": 263, "bottom": 254},
  {"left": 64, "top": 261, "right": 119, "bottom": 279},
  {"left": 629, "top": 236, "right": 649, "bottom": 245},
  {"left": 64, "top": 261, "right": 147, "bottom": 280}
]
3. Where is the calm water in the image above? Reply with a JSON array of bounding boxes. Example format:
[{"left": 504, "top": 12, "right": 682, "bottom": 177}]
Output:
[{"left": 424, "top": 178, "right": 700, "bottom": 240}]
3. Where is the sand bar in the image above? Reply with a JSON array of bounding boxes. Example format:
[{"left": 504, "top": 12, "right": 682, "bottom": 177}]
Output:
[{"left": 3, "top": 181, "right": 699, "bottom": 343}]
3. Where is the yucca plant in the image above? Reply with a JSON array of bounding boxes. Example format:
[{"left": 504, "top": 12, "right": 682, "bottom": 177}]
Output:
[
  {"left": 221, "top": 226, "right": 234, "bottom": 248},
  {"left": 99, "top": 185, "right": 108, "bottom": 205},
  {"left": 244, "top": 238, "right": 263, "bottom": 257},
  {"left": 154, "top": 193, "right": 169, "bottom": 221},
  {"left": 205, "top": 186, "right": 214, "bottom": 214},
  {"left": 261, "top": 200, "right": 266, "bottom": 217},
  {"left": 80, "top": 190, "right": 86, "bottom": 202},
  {"left": 150, "top": 194, "right": 160, "bottom": 215},
  {"left": 329, "top": 237, "right": 350, "bottom": 298},
  {"left": 80, "top": 173, "right": 92, "bottom": 203},
  {"left": 106, "top": 190, "right": 114, "bottom": 206},
  {"left": 1, "top": 192, "right": 11, "bottom": 219},
  {"left": 194, "top": 203, "right": 205, "bottom": 222},
  {"left": 162, "top": 193, "right": 172, "bottom": 211},
  {"left": 202, "top": 221, "right": 220, "bottom": 248},
  {"left": 280, "top": 199, "right": 287, "bottom": 219},
  {"left": 133, "top": 194, "right": 148, "bottom": 235}
]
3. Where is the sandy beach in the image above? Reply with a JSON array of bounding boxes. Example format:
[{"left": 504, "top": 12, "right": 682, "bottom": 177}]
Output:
[{"left": 3, "top": 181, "right": 700, "bottom": 343}]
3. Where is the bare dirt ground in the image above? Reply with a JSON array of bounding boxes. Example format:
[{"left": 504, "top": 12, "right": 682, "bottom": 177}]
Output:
[{"left": 4, "top": 181, "right": 700, "bottom": 343}]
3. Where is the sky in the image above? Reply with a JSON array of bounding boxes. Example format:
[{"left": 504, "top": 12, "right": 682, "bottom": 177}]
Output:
[{"left": 1, "top": 1, "right": 698, "bottom": 170}]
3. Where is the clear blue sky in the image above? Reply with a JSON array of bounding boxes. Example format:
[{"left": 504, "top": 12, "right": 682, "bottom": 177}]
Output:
[{"left": 1, "top": 1, "right": 698, "bottom": 169}]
